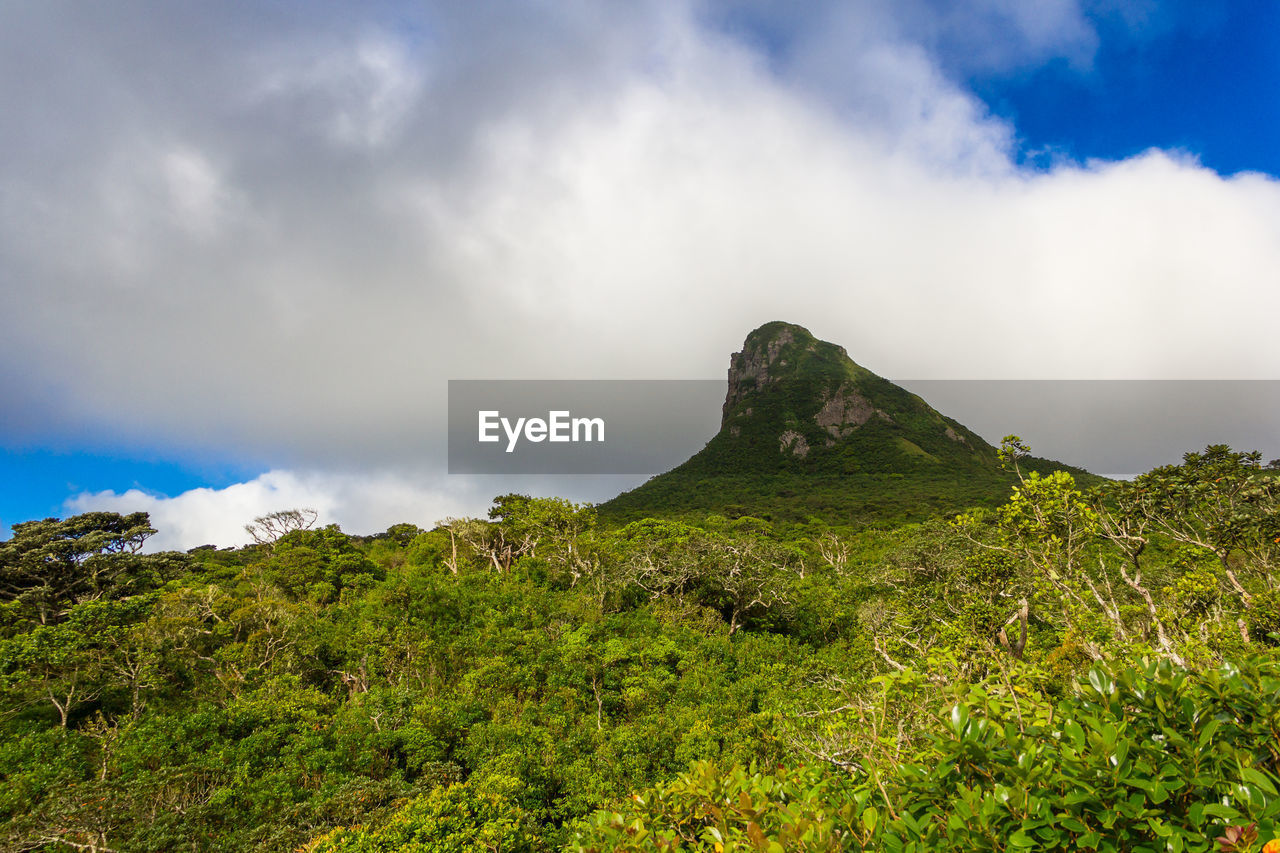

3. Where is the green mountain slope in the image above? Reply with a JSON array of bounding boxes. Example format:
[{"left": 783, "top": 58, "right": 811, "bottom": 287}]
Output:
[{"left": 600, "top": 321, "right": 1098, "bottom": 525}]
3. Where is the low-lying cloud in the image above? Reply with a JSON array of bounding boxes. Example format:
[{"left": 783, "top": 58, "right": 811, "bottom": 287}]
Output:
[{"left": 67, "top": 469, "right": 483, "bottom": 551}]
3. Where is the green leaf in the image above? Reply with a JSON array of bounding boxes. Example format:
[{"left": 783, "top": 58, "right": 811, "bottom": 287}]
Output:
[
  {"left": 1241, "top": 766, "right": 1278, "bottom": 796},
  {"left": 1198, "top": 718, "right": 1221, "bottom": 750}
]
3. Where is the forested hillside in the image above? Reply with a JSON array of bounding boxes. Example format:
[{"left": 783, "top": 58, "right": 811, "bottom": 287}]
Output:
[{"left": 3, "top": 442, "right": 1280, "bottom": 851}]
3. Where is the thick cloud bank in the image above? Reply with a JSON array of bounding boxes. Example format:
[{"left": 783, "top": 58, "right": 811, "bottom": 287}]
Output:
[{"left": 4, "top": 2, "right": 1278, "bottom": 546}]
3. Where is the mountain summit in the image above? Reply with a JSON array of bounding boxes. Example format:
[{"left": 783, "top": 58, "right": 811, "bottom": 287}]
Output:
[
  {"left": 716, "top": 321, "right": 993, "bottom": 465},
  {"left": 600, "top": 322, "right": 1091, "bottom": 524}
]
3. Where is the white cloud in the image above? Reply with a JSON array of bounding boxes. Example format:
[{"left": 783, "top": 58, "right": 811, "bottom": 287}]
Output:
[
  {"left": 250, "top": 32, "right": 425, "bottom": 149},
  {"left": 67, "top": 468, "right": 644, "bottom": 550},
  {"left": 67, "top": 469, "right": 489, "bottom": 551},
  {"left": 161, "top": 147, "right": 230, "bottom": 238},
  {"left": 3, "top": 0, "right": 1280, "bottom": 515}
]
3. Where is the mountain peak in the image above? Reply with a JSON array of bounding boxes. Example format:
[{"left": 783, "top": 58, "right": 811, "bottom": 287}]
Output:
[
  {"left": 600, "top": 323, "right": 1098, "bottom": 526},
  {"left": 721, "top": 323, "right": 947, "bottom": 459},
  {"left": 741, "top": 321, "right": 819, "bottom": 348},
  {"left": 723, "top": 322, "right": 858, "bottom": 426}
]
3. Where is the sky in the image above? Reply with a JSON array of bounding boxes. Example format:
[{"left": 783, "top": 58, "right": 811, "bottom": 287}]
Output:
[{"left": 3, "top": 0, "right": 1280, "bottom": 549}]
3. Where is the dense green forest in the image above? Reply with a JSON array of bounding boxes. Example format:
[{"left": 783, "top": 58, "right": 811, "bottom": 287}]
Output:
[{"left": 3, "top": 441, "right": 1280, "bottom": 851}]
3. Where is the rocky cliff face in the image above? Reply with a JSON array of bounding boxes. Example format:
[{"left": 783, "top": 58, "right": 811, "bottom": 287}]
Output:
[
  {"left": 720, "top": 322, "right": 850, "bottom": 424},
  {"left": 814, "top": 383, "right": 885, "bottom": 439},
  {"left": 722, "top": 324, "right": 795, "bottom": 425}
]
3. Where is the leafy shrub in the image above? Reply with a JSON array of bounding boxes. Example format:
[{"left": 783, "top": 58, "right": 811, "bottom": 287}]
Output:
[
  {"left": 570, "top": 761, "right": 866, "bottom": 852},
  {"left": 311, "top": 773, "right": 539, "bottom": 852},
  {"left": 574, "top": 652, "right": 1280, "bottom": 852}
]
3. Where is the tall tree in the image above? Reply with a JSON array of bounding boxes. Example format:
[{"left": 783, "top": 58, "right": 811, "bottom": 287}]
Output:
[{"left": 0, "top": 511, "right": 166, "bottom": 625}]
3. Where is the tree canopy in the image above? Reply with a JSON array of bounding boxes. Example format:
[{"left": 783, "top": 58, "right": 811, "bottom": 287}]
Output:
[{"left": 2, "top": 448, "right": 1280, "bottom": 851}]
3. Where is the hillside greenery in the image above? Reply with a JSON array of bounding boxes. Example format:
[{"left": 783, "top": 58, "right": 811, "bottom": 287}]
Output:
[{"left": 1, "top": 443, "right": 1279, "bottom": 851}]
